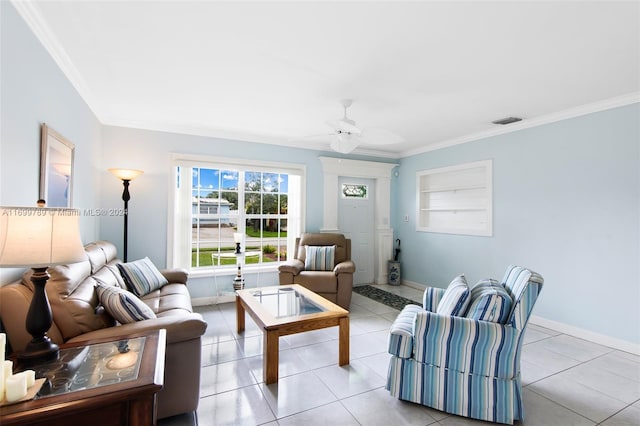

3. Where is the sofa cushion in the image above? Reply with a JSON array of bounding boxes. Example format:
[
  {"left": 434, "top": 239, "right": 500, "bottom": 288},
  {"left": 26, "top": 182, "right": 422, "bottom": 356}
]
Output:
[
  {"left": 466, "top": 278, "right": 512, "bottom": 323},
  {"left": 296, "top": 271, "right": 338, "bottom": 293},
  {"left": 117, "top": 257, "right": 168, "bottom": 296},
  {"left": 436, "top": 274, "right": 470, "bottom": 316},
  {"left": 95, "top": 282, "right": 157, "bottom": 323},
  {"left": 304, "top": 245, "right": 336, "bottom": 271},
  {"left": 141, "top": 283, "right": 194, "bottom": 317}
]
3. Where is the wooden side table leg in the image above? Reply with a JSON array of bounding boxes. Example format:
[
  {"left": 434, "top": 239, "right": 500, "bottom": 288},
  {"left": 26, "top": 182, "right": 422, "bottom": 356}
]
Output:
[
  {"left": 129, "top": 395, "right": 157, "bottom": 426},
  {"left": 338, "top": 316, "right": 350, "bottom": 366},
  {"left": 236, "top": 295, "right": 245, "bottom": 333},
  {"left": 264, "top": 330, "right": 279, "bottom": 384}
]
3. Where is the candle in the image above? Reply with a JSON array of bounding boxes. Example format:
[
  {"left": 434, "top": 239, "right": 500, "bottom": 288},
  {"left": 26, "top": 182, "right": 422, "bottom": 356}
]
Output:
[
  {"left": 0, "top": 358, "right": 4, "bottom": 401},
  {"left": 3, "top": 360, "right": 12, "bottom": 380},
  {"left": 0, "top": 333, "right": 6, "bottom": 362},
  {"left": 5, "top": 374, "right": 27, "bottom": 402},
  {"left": 13, "top": 370, "right": 36, "bottom": 388}
]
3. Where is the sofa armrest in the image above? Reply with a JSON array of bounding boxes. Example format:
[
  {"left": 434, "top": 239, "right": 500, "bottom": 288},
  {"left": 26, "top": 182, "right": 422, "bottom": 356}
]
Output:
[
  {"left": 278, "top": 259, "right": 304, "bottom": 275},
  {"left": 334, "top": 260, "right": 355, "bottom": 275},
  {"left": 66, "top": 313, "right": 207, "bottom": 345},
  {"left": 413, "top": 310, "right": 521, "bottom": 379},
  {"left": 160, "top": 268, "right": 189, "bottom": 284}
]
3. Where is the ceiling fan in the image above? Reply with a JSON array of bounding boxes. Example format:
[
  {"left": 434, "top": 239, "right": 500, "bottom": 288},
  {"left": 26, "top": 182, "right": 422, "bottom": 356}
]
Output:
[{"left": 317, "top": 99, "right": 405, "bottom": 154}]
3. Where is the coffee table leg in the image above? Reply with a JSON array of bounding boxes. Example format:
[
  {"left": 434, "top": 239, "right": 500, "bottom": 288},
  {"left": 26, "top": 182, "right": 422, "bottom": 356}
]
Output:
[
  {"left": 264, "top": 330, "right": 279, "bottom": 384},
  {"left": 236, "top": 295, "right": 245, "bottom": 333},
  {"left": 338, "top": 316, "right": 349, "bottom": 366}
]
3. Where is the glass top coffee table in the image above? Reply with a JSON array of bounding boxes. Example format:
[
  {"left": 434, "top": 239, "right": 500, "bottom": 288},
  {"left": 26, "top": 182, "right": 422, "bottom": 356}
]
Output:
[{"left": 235, "top": 284, "right": 349, "bottom": 384}]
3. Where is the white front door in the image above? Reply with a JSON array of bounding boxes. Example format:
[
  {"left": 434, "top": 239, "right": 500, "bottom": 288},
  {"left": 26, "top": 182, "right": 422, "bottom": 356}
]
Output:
[{"left": 338, "top": 177, "right": 375, "bottom": 285}]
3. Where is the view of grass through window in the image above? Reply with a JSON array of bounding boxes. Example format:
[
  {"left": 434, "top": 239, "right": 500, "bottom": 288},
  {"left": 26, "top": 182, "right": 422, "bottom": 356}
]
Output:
[{"left": 191, "top": 167, "right": 288, "bottom": 268}]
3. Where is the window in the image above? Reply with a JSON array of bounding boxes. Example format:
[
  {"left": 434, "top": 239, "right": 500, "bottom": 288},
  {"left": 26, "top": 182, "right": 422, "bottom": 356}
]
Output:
[
  {"left": 168, "top": 156, "right": 304, "bottom": 271},
  {"left": 416, "top": 160, "right": 492, "bottom": 236}
]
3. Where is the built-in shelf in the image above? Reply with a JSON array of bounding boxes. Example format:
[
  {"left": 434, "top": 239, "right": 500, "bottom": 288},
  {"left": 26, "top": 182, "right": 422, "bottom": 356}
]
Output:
[
  {"left": 416, "top": 160, "right": 493, "bottom": 236},
  {"left": 420, "top": 184, "right": 486, "bottom": 193}
]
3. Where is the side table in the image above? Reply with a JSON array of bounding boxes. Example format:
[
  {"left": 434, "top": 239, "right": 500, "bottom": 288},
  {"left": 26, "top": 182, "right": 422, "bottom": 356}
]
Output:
[{"left": 0, "top": 329, "right": 166, "bottom": 426}]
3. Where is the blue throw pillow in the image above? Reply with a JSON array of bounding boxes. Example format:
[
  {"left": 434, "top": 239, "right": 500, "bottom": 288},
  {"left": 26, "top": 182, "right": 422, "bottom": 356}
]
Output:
[
  {"left": 117, "top": 257, "right": 168, "bottom": 296},
  {"left": 304, "top": 245, "right": 336, "bottom": 271},
  {"left": 466, "top": 278, "right": 513, "bottom": 323},
  {"left": 436, "top": 274, "right": 470, "bottom": 316},
  {"left": 95, "top": 281, "right": 156, "bottom": 323}
]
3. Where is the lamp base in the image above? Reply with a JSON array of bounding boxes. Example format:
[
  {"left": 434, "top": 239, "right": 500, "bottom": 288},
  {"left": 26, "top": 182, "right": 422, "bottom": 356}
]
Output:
[
  {"left": 18, "top": 337, "right": 59, "bottom": 364},
  {"left": 18, "top": 267, "right": 60, "bottom": 365}
]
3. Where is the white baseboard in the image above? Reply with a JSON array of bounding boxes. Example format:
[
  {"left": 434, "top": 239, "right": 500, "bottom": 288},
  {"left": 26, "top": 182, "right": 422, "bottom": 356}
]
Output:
[
  {"left": 529, "top": 315, "right": 639, "bottom": 355},
  {"left": 191, "top": 295, "right": 235, "bottom": 306},
  {"left": 401, "top": 279, "right": 427, "bottom": 291}
]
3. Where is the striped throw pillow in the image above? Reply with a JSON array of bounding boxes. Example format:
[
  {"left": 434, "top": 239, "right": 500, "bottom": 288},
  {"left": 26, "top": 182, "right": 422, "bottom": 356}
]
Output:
[
  {"left": 117, "top": 257, "right": 168, "bottom": 297},
  {"left": 466, "top": 278, "right": 512, "bottom": 323},
  {"left": 95, "top": 282, "right": 156, "bottom": 323},
  {"left": 304, "top": 245, "right": 336, "bottom": 271},
  {"left": 436, "top": 274, "right": 470, "bottom": 316}
]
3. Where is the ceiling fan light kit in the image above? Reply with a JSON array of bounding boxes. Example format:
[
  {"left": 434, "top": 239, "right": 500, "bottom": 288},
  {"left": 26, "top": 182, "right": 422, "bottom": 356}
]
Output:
[{"left": 314, "top": 99, "right": 405, "bottom": 153}]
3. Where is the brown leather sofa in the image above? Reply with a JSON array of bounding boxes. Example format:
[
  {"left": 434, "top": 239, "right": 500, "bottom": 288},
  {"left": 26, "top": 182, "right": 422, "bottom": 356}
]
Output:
[
  {"left": 0, "top": 240, "right": 207, "bottom": 419},
  {"left": 278, "top": 233, "right": 355, "bottom": 309}
]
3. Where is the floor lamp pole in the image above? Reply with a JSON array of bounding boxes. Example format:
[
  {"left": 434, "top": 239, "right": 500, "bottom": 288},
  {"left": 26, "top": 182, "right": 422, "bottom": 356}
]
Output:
[
  {"left": 122, "top": 179, "right": 130, "bottom": 263},
  {"left": 108, "top": 168, "right": 143, "bottom": 263}
]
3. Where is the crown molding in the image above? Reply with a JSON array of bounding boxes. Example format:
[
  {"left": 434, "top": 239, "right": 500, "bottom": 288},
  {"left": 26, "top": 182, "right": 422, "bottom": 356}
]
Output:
[
  {"left": 11, "top": 0, "right": 103, "bottom": 119},
  {"left": 400, "top": 92, "right": 640, "bottom": 158}
]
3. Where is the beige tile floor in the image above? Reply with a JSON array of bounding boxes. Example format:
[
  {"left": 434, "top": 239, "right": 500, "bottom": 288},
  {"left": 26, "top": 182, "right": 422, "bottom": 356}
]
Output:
[{"left": 159, "top": 284, "right": 640, "bottom": 426}]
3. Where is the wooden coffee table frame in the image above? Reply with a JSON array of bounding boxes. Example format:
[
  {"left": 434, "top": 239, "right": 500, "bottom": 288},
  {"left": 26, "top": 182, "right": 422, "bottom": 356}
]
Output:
[{"left": 236, "top": 284, "right": 349, "bottom": 384}]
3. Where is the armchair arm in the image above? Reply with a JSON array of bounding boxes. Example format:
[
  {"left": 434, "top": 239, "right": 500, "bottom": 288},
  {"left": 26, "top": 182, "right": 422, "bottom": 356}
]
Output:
[
  {"left": 388, "top": 304, "right": 423, "bottom": 358},
  {"left": 278, "top": 259, "right": 304, "bottom": 275},
  {"left": 160, "top": 268, "right": 189, "bottom": 284},
  {"left": 413, "top": 311, "right": 521, "bottom": 379},
  {"left": 334, "top": 260, "right": 355, "bottom": 275}
]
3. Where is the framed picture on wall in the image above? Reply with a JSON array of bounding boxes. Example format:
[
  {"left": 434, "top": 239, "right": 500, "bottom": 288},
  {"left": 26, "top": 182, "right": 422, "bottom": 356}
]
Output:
[{"left": 39, "top": 123, "right": 75, "bottom": 207}]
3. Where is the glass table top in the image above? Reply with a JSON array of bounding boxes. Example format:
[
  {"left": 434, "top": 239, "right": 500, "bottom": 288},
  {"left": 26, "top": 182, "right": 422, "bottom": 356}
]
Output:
[
  {"left": 26, "top": 336, "right": 145, "bottom": 399},
  {"left": 250, "top": 287, "right": 326, "bottom": 318}
]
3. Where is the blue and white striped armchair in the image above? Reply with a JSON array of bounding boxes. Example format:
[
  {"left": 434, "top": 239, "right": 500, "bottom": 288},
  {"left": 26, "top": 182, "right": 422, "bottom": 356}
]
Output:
[{"left": 386, "top": 266, "right": 544, "bottom": 424}]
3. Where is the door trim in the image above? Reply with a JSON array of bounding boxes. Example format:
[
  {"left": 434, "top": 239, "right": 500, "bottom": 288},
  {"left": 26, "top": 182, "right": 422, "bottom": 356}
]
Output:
[{"left": 319, "top": 156, "right": 398, "bottom": 284}]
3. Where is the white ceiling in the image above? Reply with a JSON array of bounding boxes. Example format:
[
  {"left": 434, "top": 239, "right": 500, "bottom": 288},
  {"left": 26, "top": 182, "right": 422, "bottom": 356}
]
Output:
[{"left": 14, "top": 1, "right": 640, "bottom": 158}]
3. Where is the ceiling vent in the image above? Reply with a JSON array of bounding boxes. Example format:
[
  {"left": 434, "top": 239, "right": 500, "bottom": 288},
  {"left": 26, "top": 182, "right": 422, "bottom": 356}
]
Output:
[{"left": 492, "top": 116, "right": 523, "bottom": 125}]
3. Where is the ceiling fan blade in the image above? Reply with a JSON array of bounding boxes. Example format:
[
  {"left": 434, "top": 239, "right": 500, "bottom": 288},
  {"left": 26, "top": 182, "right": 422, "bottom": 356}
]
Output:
[
  {"left": 359, "top": 127, "right": 405, "bottom": 145},
  {"left": 289, "top": 132, "right": 336, "bottom": 142},
  {"left": 326, "top": 119, "right": 361, "bottom": 135}
]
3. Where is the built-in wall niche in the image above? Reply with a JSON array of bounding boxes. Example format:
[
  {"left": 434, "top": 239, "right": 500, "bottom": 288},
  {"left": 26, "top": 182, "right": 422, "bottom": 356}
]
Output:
[{"left": 416, "top": 160, "right": 492, "bottom": 236}]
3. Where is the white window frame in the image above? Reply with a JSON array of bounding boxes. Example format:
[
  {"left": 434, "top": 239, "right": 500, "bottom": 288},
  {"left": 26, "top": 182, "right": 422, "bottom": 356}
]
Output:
[
  {"left": 167, "top": 154, "right": 306, "bottom": 275},
  {"left": 416, "top": 159, "right": 493, "bottom": 236}
]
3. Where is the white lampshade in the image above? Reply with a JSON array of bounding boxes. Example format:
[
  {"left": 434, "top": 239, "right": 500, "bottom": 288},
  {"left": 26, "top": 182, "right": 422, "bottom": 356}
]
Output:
[
  {"left": 108, "top": 168, "right": 144, "bottom": 181},
  {"left": 0, "top": 207, "right": 86, "bottom": 268},
  {"left": 233, "top": 233, "right": 243, "bottom": 243}
]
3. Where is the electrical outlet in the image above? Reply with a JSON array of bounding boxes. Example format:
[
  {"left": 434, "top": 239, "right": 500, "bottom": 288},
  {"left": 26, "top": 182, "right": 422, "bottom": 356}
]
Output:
[{"left": 403, "top": 214, "right": 409, "bottom": 222}]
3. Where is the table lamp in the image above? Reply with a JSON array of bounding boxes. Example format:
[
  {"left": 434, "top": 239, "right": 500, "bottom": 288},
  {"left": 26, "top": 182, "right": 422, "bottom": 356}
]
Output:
[{"left": 0, "top": 206, "right": 86, "bottom": 363}]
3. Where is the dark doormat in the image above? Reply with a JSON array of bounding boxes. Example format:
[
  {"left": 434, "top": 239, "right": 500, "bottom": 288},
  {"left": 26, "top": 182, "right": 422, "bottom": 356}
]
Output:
[{"left": 352, "top": 285, "right": 421, "bottom": 311}]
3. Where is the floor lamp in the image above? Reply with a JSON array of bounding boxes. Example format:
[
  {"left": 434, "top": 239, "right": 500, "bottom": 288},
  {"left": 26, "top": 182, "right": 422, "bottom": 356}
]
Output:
[
  {"left": 108, "top": 168, "right": 143, "bottom": 262},
  {"left": 0, "top": 206, "right": 86, "bottom": 363}
]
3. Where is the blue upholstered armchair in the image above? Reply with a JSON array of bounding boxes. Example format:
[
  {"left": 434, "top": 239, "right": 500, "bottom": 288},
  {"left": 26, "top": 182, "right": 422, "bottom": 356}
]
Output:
[{"left": 386, "top": 266, "right": 544, "bottom": 424}]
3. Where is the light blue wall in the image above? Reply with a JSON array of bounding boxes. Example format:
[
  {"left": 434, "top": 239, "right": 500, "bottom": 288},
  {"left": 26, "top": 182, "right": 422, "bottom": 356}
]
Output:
[
  {"left": 0, "top": 2, "right": 103, "bottom": 283},
  {"left": 393, "top": 104, "right": 640, "bottom": 344},
  {"left": 99, "top": 126, "right": 394, "bottom": 297}
]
